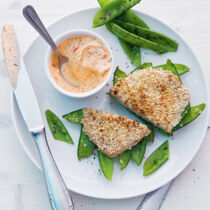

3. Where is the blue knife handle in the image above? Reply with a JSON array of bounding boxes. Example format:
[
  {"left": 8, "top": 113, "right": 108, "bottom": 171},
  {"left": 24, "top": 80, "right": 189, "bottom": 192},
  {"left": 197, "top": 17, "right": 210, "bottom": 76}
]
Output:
[{"left": 33, "top": 130, "right": 74, "bottom": 210}]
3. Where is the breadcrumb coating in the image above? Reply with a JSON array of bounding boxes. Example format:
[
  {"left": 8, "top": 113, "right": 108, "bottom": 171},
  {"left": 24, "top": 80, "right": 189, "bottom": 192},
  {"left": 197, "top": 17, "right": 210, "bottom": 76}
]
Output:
[
  {"left": 110, "top": 68, "right": 190, "bottom": 132},
  {"left": 82, "top": 108, "right": 150, "bottom": 157}
]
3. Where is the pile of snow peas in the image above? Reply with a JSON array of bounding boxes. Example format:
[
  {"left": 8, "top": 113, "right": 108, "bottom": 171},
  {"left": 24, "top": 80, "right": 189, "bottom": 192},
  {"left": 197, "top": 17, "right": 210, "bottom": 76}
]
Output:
[{"left": 95, "top": 0, "right": 178, "bottom": 66}]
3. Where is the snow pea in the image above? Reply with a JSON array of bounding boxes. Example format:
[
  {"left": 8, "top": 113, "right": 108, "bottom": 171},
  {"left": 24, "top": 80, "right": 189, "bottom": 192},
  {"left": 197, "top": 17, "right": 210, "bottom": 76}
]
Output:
[
  {"left": 45, "top": 109, "right": 74, "bottom": 144},
  {"left": 117, "top": 10, "right": 149, "bottom": 29},
  {"left": 98, "top": 0, "right": 148, "bottom": 29},
  {"left": 114, "top": 20, "right": 178, "bottom": 52},
  {"left": 145, "top": 126, "right": 154, "bottom": 142},
  {"left": 118, "top": 149, "right": 132, "bottom": 170},
  {"left": 113, "top": 66, "right": 127, "bottom": 84},
  {"left": 78, "top": 125, "right": 96, "bottom": 160},
  {"left": 108, "top": 22, "right": 168, "bottom": 53},
  {"left": 62, "top": 109, "right": 83, "bottom": 124},
  {"left": 155, "top": 63, "right": 190, "bottom": 76},
  {"left": 131, "top": 138, "right": 147, "bottom": 166},
  {"left": 93, "top": 0, "right": 140, "bottom": 28},
  {"left": 98, "top": 150, "right": 114, "bottom": 180},
  {"left": 119, "top": 39, "right": 141, "bottom": 67},
  {"left": 173, "top": 103, "right": 206, "bottom": 131},
  {"left": 98, "top": 0, "right": 112, "bottom": 6},
  {"left": 143, "top": 140, "right": 169, "bottom": 176},
  {"left": 133, "top": 62, "right": 189, "bottom": 76}
]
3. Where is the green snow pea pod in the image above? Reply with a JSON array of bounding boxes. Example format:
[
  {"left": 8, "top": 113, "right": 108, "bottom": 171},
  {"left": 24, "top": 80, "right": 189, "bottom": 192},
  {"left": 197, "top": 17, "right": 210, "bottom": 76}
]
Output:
[
  {"left": 145, "top": 126, "right": 154, "bottom": 142},
  {"left": 98, "top": 150, "right": 114, "bottom": 180},
  {"left": 155, "top": 63, "right": 190, "bottom": 76},
  {"left": 143, "top": 140, "right": 169, "bottom": 176},
  {"left": 131, "top": 138, "right": 147, "bottom": 166},
  {"left": 93, "top": 0, "right": 141, "bottom": 28},
  {"left": 108, "top": 23, "right": 168, "bottom": 53},
  {"left": 118, "top": 39, "right": 141, "bottom": 67},
  {"left": 98, "top": 0, "right": 112, "bottom": 6},
  {"left": 118, "top": 149, "right": 132, "bottom": 170},
  {"left": 117, "top": 10, "right": 149, "bottom": 29},
  {"left": 78, "top": 125, "right": 96, "bottom": 160},
  {"left": 63, "top": 109, "right": 83, "bottom": 124},
  {"left": 98, "top": 0, "right": 148, "bottom": 29},
  {"left": 133, "top": 62, "right": 189, "bottom": 76},
  {"left": 114, "top": 20, "right": 178, "bottom": 52},
  {"left": 173, "top": 103, "right": 206, "bottom": 131},
  {"left": 113, "top": 66, "right": 127, "bottom": 84},
  {"left": 45, "top": 109, "right": 74, "bottom": 144}
]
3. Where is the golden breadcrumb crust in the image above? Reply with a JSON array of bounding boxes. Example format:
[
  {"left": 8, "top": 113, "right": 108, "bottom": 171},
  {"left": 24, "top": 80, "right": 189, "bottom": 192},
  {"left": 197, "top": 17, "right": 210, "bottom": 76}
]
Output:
[
  {"left": 110, "top": 68, "right": 190, "bottom": 132},
  {"left": 82, "top": 108, "right": 150, "bottom": 157}
]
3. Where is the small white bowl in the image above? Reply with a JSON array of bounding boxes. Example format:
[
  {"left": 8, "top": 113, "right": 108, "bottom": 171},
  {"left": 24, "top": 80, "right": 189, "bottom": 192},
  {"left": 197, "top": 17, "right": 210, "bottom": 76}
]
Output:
[{"left": 45, "top": 29, "right": 114, "bottom": 98}]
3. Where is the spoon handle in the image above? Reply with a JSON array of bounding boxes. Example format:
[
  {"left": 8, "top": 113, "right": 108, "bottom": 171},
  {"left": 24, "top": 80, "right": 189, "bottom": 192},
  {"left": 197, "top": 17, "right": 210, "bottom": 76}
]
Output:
[{"left": 23, "top": 5, "right": 58, "bottom": 51}]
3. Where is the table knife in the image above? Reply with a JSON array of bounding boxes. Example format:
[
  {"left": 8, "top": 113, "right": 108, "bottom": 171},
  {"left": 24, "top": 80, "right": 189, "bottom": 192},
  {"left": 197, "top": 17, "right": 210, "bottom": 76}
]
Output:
[{"left": 1, "top": 24, "right": 74, "bottom": 210}]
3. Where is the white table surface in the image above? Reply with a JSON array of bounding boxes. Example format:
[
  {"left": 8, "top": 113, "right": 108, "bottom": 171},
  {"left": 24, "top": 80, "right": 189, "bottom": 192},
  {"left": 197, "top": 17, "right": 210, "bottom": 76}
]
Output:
[{"left": 0, "top": 0, "right": 210, "bottom": 209}]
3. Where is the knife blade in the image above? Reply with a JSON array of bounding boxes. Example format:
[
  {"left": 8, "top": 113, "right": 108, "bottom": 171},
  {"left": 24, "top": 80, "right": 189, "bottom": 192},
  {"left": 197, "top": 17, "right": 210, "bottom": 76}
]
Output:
[
  {"left": 2, "top": 23, "right": 74, "bottom": 210},
  {"left": 2, "top": 24, "right": 43, "bottom": 133}
]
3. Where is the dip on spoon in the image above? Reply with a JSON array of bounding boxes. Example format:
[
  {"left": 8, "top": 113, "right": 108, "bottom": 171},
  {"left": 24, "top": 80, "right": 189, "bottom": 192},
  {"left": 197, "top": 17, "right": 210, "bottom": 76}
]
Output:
[{"left": 49, "top": 34, "right": 112, "bottom": 93}]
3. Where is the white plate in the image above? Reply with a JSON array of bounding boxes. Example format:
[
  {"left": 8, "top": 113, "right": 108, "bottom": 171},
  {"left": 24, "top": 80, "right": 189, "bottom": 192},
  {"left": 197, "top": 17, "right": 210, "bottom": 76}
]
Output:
[{"left": 11, "top": 7, "right": 209, "bottom": 199}]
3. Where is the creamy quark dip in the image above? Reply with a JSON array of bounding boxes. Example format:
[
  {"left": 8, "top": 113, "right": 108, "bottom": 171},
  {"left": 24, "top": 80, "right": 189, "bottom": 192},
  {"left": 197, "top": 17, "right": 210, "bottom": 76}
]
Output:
[{"left": 49, "top": 35, "right": 112, "bottom": 93}]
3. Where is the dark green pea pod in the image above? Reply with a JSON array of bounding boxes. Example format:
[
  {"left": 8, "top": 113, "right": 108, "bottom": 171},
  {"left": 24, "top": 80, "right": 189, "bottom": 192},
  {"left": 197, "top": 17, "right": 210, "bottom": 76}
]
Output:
[
  {"left": 155, "top": 63, "right": 190, "bottom": 76},
  {"left": 63, "top": 109, "right": 83, "bottom": 124},
  {"left": 118, "top": 38, "right": 141, "bottom": 67},
  {"left": 173, "top": 103, "right": 206, "bottom": 131},
  {"left": 118, "top": 149, "right": 132, "bottom": 170},
  {"left": 93, "top": 0, "right": 140, "bottom": 28},
  {"left": 114, "top": 20, "right": 178, "bottom": 52},
  {"left": 98, "top": 0, "right": 149, "bottom": 29},
  {"left": 131, "top": 138, "right": 147, "bottom": 166},
  {"left": 145, "top": 126, "right": 154, "bottom": 142},
  {"left": 117, "top": 10, "right": 149, "bottom": 29},
  {"left": 134, "top": 62, "right": 189, "bottom": 76},
  {"left": 45, "top": 109, "right": 74, "bottom": 144},
  {"left": 157, "top": 128, "right": 172, "bottom": 137},
  {"left": 143, "top": 140, "right": 169, "bottom": 176},
  {"left": 78, "top": 125, "right": 96, "bottom": 160},
  {"left": 113, "top": 66, "right": 127, "bottom": 85},
  {"left": 98, "top": 0, "right": 112, "bottom": 7},
  {"left": 108, "top": 23, "right": 168, "bottom": 53},
  {"left": 98, "top": 150, "right": 114, "bottom": 180}
]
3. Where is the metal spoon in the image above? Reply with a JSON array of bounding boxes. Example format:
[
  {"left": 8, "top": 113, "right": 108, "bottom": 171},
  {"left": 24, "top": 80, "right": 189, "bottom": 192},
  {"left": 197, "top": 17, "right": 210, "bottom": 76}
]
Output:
[{"left": 23, "top": 5, "right": 79, "bottom": 88}]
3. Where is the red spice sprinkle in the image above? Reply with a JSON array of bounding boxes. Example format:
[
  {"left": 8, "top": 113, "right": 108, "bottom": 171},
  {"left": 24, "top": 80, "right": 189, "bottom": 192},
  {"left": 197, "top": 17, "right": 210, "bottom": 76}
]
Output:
[
  {"left": 73, "top": 47, "right": 79, "bottom": 52},
  {"left": 103, "top": 53, "right": 108, "bottom": 59}
]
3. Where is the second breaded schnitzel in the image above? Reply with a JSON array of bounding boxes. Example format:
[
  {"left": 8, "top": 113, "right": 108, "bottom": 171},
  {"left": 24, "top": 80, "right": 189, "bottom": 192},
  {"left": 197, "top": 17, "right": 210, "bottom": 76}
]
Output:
[{"left": 110, "top": 68, "right": 190, "bottom": 132}]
